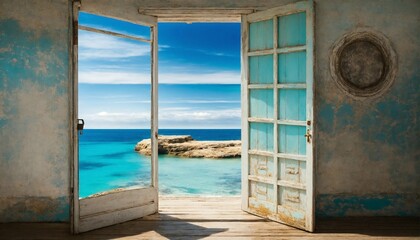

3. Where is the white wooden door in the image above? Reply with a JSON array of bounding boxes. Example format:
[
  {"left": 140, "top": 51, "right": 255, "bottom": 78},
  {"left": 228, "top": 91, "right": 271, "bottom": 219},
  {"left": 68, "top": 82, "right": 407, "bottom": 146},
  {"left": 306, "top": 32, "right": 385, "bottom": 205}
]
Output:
[
  {"left": 241, "top": 0, "right": 315, "bottom": 232},
  {"left": 71, "top": 2, "right": 159, "bottom": 233}
]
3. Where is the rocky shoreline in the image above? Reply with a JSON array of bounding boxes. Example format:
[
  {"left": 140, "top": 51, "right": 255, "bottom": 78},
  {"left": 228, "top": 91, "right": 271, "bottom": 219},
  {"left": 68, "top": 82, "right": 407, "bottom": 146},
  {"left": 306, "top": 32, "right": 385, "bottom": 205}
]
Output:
[{"left": 134, "top": 135, "right": 241, "bottom": 158}]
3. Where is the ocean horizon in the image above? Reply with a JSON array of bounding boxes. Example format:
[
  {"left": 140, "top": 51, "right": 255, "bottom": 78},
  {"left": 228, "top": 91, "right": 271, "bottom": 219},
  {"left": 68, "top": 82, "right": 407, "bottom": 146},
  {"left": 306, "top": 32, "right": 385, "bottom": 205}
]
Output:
[{"left": 79, "top": 129, "right": 241, "bottom": 198}]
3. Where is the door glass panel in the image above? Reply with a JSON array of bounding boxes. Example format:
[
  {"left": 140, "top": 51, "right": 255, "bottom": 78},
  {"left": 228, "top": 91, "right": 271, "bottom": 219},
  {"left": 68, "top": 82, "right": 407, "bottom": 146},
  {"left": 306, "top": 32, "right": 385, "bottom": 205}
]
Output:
[
  {"left": 78, "top": 29, "right": 152, "bottom": 198},
  {"left": 278, "top": 89, "right": 306, "bottom": 121},
  {"left": 249, "top": 19, "right": 274, "bottom": 51},
  {"left": 249, "top": 55, "right": 274, "bottom": 84},
  {"left": 278, "top": 51, "right": 306, "bottom": 83},
  {"left": 278, "top": 12, "right": 306, "bottom": 47},
  {"left": 278, "top": 125, "right": 306, "bottom": 155},
  {"left": 250, "top": 89, "right": 274, "bottom": 118},
  {"left": 249, "top": 122, "right": 274, "bottom": 152},
  {"left": 79, "top": 12, "right": 151, "bottom": 40}
]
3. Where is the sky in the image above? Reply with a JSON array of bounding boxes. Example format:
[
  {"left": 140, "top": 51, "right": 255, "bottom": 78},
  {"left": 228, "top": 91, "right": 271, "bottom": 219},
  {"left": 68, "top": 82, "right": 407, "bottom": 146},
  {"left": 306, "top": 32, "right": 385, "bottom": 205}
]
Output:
[{"left": 78, "top": 12, "right": 241, "bottom": 129}]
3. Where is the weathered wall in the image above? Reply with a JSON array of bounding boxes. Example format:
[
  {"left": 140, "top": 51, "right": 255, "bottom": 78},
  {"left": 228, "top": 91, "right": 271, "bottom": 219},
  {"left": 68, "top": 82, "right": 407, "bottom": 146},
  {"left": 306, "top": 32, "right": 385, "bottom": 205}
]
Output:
[
  {"left": 0, "top": 0, "right": 71, "bottom": 221},
  {"left": 314, "top": 0, "right": 420, "bottom": 216}
]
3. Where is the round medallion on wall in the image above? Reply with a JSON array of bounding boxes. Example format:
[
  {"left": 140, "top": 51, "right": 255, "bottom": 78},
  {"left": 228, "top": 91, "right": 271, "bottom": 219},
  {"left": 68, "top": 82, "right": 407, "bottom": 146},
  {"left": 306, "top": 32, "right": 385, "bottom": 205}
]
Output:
[{"left": 330, "top": 29, "right": 397, "bottom": 98}]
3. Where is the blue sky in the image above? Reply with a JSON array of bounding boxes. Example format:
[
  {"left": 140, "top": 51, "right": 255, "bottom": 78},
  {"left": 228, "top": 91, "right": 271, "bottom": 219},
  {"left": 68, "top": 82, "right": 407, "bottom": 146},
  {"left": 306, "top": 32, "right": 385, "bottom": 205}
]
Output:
[{"left": 78, "top": 12, "right": 241, "bottom": 129}]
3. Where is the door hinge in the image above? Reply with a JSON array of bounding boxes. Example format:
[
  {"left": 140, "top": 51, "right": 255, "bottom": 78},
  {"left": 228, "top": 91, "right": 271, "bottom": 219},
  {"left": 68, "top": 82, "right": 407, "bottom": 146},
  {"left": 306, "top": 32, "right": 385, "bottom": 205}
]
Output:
[{"left": 72, "top": 1, "right": 81, "bottom": 45}]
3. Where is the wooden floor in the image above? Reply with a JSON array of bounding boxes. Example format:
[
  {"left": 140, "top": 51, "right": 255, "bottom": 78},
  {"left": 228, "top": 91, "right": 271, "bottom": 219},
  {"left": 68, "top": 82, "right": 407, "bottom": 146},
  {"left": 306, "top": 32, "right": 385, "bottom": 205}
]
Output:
[{"left": 1, "top": 197, "right": 419, "bottom": 239}]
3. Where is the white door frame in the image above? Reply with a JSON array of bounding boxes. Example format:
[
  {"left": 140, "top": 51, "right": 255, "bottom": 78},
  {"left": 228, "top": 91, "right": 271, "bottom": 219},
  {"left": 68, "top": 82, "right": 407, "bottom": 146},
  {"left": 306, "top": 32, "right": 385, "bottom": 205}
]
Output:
[
  {"left": 69, "top": 0, "right": 315, "bottom": 233},
  {"left": 70, "top": 1, "right": 159, "bottom": 233}
]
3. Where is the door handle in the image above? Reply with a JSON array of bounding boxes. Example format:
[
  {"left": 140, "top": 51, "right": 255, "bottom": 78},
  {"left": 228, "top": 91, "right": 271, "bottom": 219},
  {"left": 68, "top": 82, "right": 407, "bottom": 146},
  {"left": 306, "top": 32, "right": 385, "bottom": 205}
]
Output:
[
  {"left": 77, "top": 119, "right": 84, "bottom": 135},
  {"left": 304, "top": 129, "right": 311, "bottom": 143}
]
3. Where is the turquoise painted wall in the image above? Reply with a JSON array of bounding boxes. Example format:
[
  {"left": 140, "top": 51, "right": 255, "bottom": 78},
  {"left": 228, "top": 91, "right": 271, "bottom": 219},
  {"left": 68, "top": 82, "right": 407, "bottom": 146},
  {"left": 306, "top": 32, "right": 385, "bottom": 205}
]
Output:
[
  {"left": 0, "top": 0, "right": 71, "bottom": 221},
  {"left": 314, "top": 0, "right": 420, "bottom": 216}
]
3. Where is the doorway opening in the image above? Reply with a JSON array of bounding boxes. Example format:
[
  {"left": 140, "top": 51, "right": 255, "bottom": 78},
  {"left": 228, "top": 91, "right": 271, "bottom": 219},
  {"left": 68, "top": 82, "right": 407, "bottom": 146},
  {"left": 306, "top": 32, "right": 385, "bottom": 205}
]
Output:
[
  {"left": 72, "top": 0, "right": 315, "bottom": 233},
  {"left": 141, "top": 22, "right": 242, "bottom": 196},
  {"left": 76, "top": 14, "right": 242, "bottom": 199}
]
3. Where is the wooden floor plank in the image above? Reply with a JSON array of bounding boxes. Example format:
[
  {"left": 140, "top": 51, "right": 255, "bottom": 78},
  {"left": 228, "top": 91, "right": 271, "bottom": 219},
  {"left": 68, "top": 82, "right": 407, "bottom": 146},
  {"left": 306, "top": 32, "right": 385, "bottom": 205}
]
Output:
[{"left": 0, "top": 197, "right": 419, "bottom": 239}]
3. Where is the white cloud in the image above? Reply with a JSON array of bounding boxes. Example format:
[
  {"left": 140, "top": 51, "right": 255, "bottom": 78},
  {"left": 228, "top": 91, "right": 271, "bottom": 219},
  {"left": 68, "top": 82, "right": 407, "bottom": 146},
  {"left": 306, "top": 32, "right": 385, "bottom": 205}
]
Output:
[
  {"left": 113, "top": 100, "right": 151, "bottom": 104},
  {"left": 112, "top": 100, "right": 240, "bottom": 104},
  {"left": 85, "top": 109, "right": 240, "bottom": 123},
  {"left": 161, "top": 72, "right": 240, "bottom": 84},
  {"left": 79, "top": 71, "right": 150, "bottom": 84},
  {"left": 78, "top": 31, "right": 151, "bottom": 60},
  {"left": 79, "top": 70, "right": 240, "bottom": 84},
  {"left": 161, "top": 109, "right": 240, "bottom": 121},
  {"left": 173, "top": 100, "right": 240, "bottom": 104},
  {"left": 82, "top": 109, "right": 241, "bottom": 129},
  {"left": 87, "top": 111, "right": 150, "bottom": 123},
  {"left": 77, "top": 31, "right": 240, "bottom": 84},
  {"left": 83, "top": 95, "right": 138, "bottom": 99},
  {"left": 159, "top": 107, "right": 191, "bottom": 111}
]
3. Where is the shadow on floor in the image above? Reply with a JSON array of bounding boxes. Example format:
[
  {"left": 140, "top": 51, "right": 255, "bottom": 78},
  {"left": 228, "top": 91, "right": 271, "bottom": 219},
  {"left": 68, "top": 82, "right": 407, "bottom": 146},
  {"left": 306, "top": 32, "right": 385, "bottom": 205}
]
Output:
[
  {"left": 316, "top": 217, "right": 420, "bottom": 237},
  {"left": 78, "top": 213, "right": 228, "bottom": 239},
  {"left": 1, "top": 216, "right": 419, "bottom": 239}
]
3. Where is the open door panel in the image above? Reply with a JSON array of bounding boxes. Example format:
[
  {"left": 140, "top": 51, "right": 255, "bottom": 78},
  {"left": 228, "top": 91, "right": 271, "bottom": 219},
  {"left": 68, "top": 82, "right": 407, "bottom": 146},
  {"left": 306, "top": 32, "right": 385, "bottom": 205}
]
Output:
[
  {"left": 241, "top": 0, "right": 315, "bottom": 232},
  {"left": 71, "top": 1, "right": 159, "bottom": 233}
]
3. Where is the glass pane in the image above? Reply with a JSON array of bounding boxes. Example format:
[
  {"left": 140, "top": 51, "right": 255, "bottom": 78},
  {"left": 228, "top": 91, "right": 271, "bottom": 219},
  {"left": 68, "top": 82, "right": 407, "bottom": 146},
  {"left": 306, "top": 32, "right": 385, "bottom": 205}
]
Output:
[
  {"left": 278, "top": 12, "right": 306, "bottom": 48},
  {"left": 78, "top": 28, "right": 152, "bottom": 198},
  {"left": 250, "top": 89, "right": 274, "bottom": 118},
  {"left": 249, "top": 122, "right": 274, "bottom": 152},
  {"left": 278, "top": 89, "right": 306, "bottom": 121},
  {"left": 79, "top": 11, "right": 151, "bottom": 40},
  {"left": 249, "top": 19, "right": 274, "bottom": 51},
  {"left": 278, "top": 125, "right": 306, "bottom": 155},
  {"left": 249, "top": 55, "right": 273, "bottom": 84},
  {"left": 278, "top": 51, "right": 306, "bottom": 83}
]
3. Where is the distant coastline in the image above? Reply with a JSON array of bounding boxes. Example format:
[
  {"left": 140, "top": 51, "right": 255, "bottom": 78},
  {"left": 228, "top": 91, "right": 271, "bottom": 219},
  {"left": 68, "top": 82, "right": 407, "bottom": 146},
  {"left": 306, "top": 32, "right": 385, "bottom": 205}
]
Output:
[{"left": 135, "top": 135, "right": 241, "bottom": 158}]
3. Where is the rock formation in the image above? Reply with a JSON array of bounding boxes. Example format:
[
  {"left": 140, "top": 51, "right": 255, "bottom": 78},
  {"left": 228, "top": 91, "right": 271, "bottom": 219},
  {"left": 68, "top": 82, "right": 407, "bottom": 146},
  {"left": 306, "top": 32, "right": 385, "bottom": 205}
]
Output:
[{"left": 135, "top": 135, "right": 241, "bottom": 158}]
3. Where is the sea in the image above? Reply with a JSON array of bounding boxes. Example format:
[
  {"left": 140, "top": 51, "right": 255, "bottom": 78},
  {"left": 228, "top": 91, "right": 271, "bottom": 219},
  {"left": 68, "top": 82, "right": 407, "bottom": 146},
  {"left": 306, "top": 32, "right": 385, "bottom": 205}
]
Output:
[{"left": 79, "top": 129, "right": 241, "bottom": 198}]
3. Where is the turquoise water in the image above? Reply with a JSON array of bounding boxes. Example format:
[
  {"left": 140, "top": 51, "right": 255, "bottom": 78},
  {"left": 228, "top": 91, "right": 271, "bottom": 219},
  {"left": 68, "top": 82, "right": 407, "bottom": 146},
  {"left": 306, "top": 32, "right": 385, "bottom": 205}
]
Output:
[{"left": 79, "top": 129, "right": 241, "bottom": 198}]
